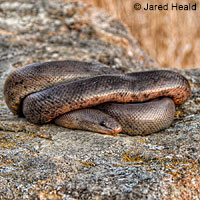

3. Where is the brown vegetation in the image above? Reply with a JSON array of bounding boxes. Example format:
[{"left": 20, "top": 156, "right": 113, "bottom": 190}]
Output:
[{"left": 82, "top": 0, "right": 200, "bottom": 68}]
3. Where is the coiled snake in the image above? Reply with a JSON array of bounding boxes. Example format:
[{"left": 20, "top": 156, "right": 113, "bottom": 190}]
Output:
[{"left": 4, "top": 60, "right": 191, "bottom": 136}]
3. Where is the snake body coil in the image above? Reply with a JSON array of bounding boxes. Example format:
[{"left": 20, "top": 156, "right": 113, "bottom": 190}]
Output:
[{"left": 4, "top": 60, "right": 191, "bottom": 136}]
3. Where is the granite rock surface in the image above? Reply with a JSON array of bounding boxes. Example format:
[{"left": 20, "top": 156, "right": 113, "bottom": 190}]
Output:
[{"left": 0, "top": 0, "right": 199, "bottom": 199}]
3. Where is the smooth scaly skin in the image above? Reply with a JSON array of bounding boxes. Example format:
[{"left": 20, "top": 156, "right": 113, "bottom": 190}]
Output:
[
  {"left": 4, "top": 60, "right": 122, "bottom": 115},
  {"left": 97, "top": 98, "right": 175, "bottom": 136},
  {"left": 4, "top": 60, "right": 191, "bottom": 135}
]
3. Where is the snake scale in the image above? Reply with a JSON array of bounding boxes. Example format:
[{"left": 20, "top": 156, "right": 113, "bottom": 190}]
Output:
[{"left": 4, "top": 60, "right": 191, "bottom": 136}]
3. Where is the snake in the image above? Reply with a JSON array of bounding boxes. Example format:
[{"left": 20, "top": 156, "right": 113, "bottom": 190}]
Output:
[{"left": 3, "top": 60, "right": 191, "bottom": 136}]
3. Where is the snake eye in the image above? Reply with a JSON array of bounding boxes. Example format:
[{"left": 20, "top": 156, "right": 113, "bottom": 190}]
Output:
[{"left": 100, "top": 121, "right": 106, "bottom": 127}]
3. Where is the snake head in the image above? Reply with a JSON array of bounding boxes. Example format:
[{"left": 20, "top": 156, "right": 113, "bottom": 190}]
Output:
[{"left": 54, "top": 108, "right": 122, "bottom": 136}]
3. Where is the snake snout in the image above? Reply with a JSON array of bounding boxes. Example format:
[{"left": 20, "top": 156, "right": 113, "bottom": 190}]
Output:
[{"left": 98, "top": 118, "right": 122, "bottom": 135}]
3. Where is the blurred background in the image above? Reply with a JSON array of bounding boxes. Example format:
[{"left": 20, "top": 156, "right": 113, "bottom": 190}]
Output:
[{"left": 82, "top": 0, "right": 200, "bottom": 68}]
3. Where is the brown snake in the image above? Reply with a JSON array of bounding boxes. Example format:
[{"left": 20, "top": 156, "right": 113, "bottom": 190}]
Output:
[{"left": 4, "top": 60, "right": 191, "bottom": 136}]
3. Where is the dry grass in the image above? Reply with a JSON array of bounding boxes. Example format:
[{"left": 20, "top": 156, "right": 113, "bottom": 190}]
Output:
[{"left": 82, "top": 0, "right": 200, "bottom": 68}]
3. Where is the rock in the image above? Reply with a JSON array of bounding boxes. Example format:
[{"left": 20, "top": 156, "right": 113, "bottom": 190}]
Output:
[{"left": 0, "top": 0, "right": 199, "bottom": 199}]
